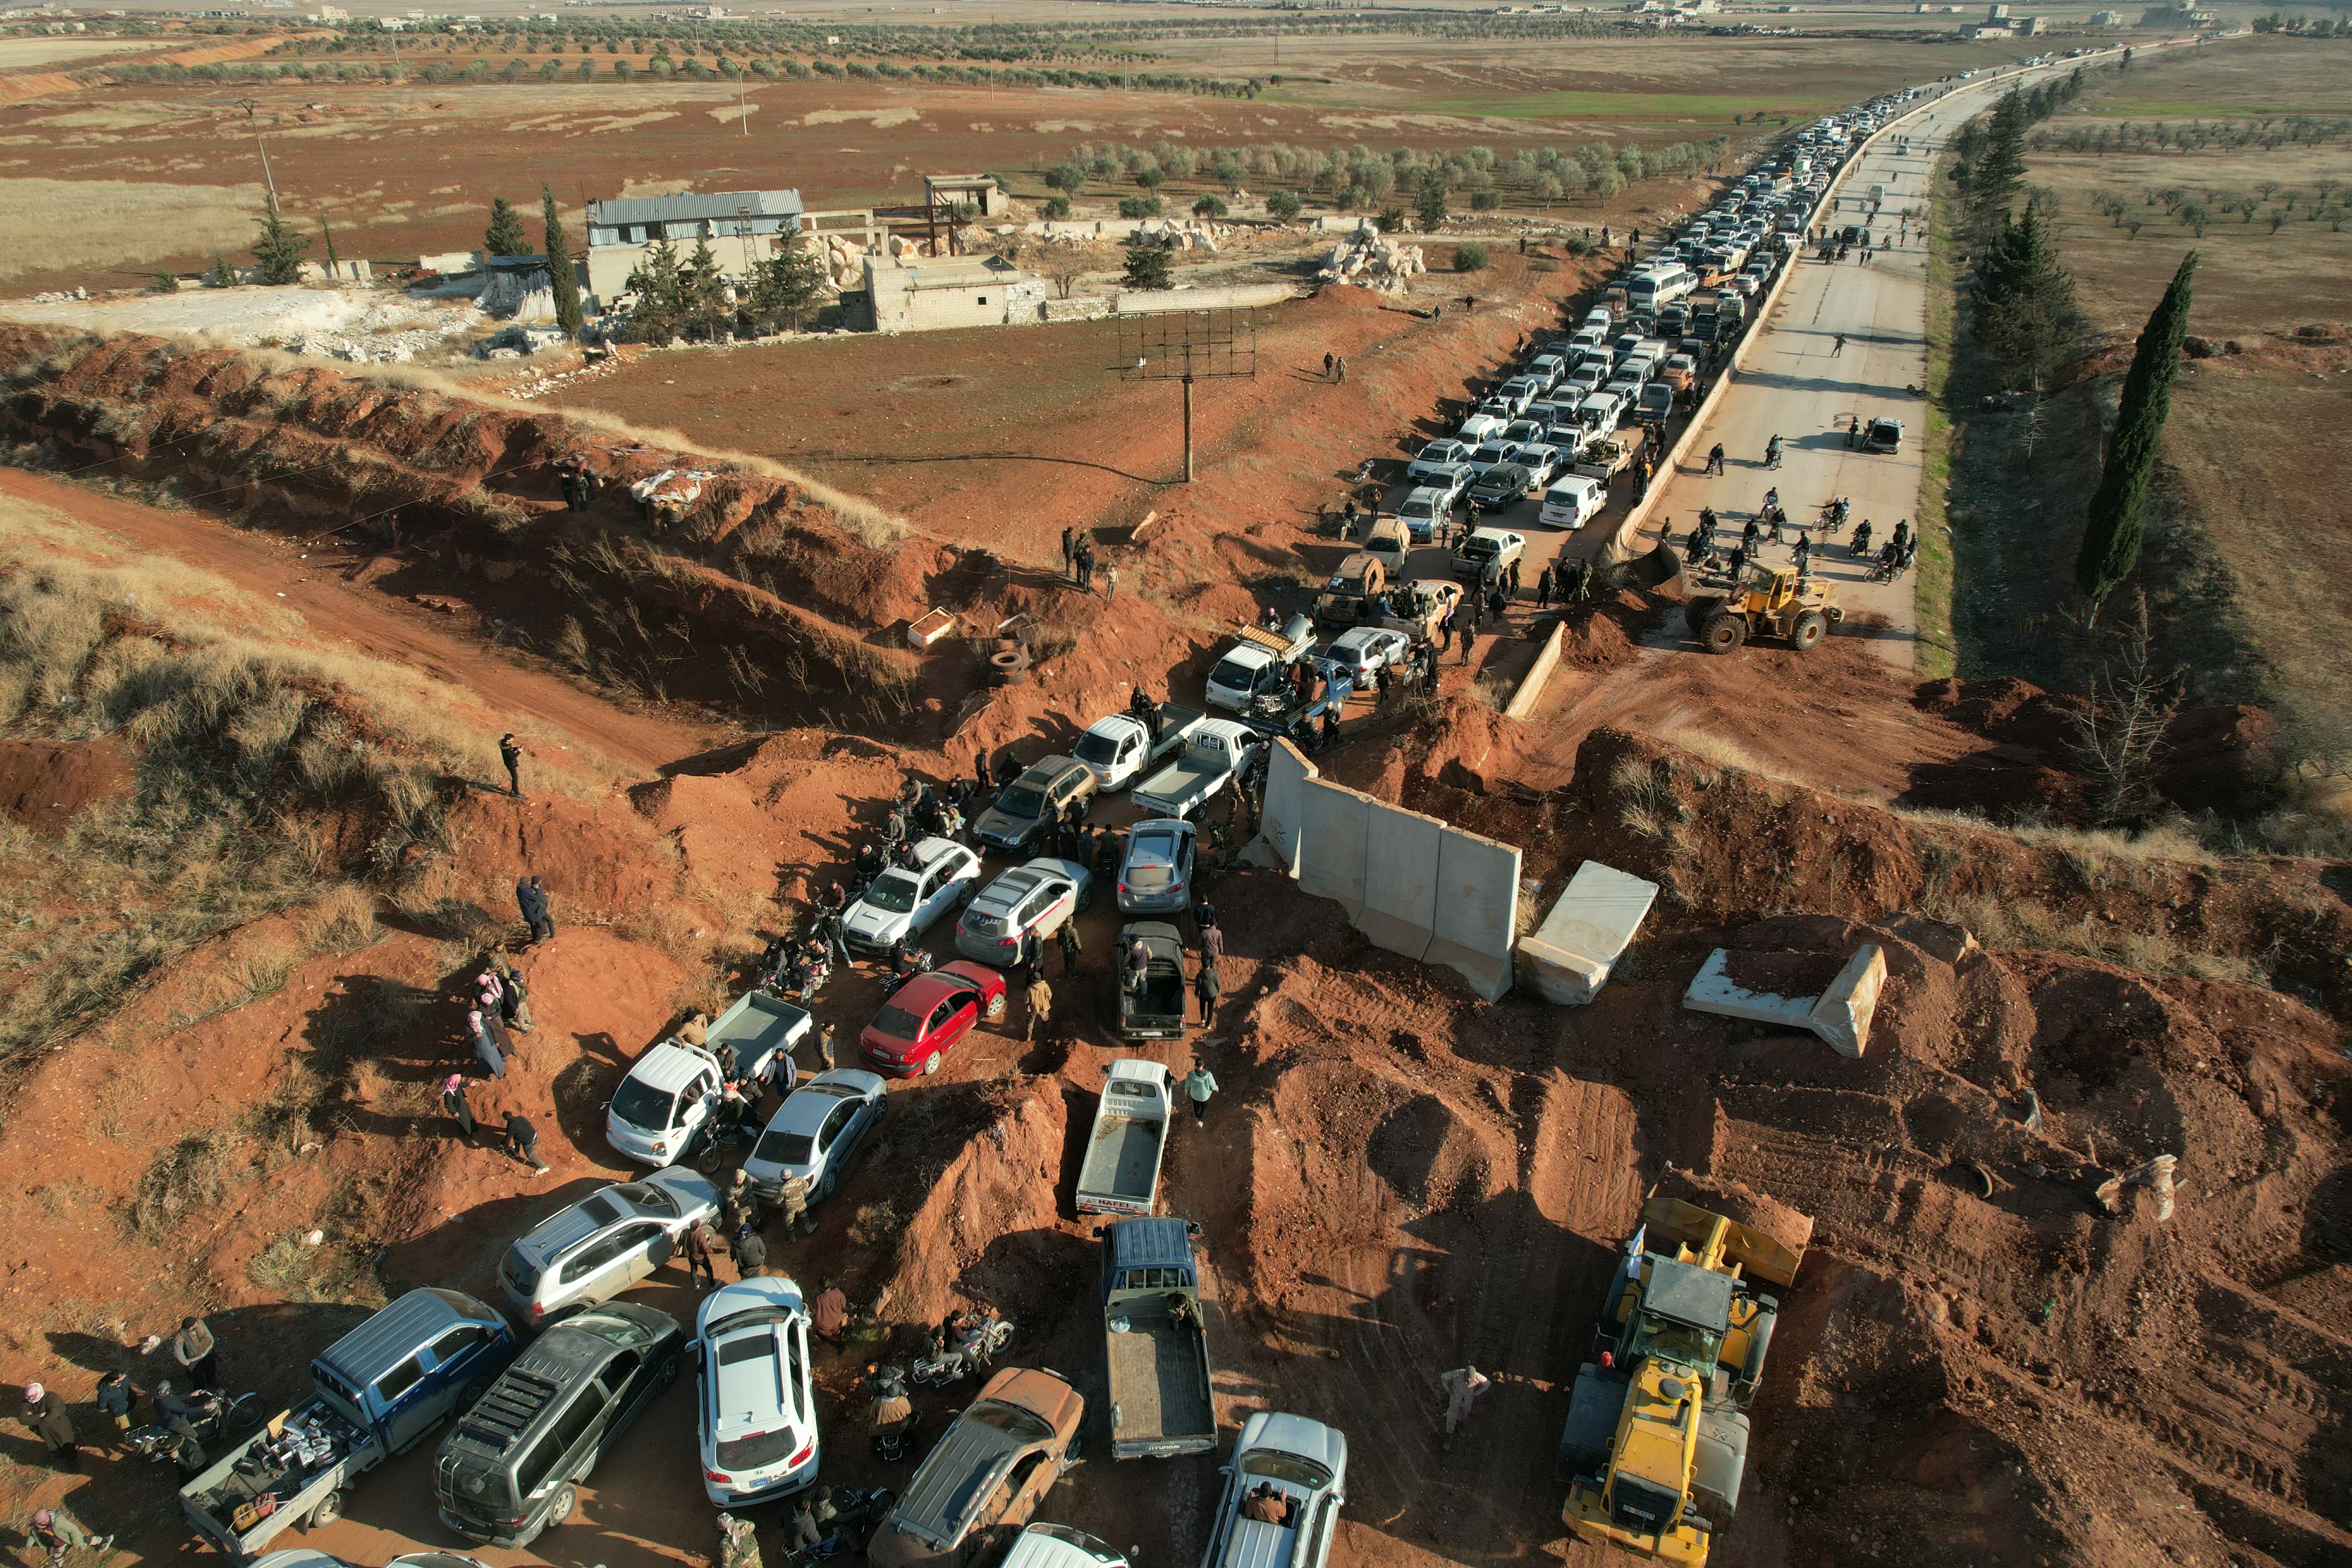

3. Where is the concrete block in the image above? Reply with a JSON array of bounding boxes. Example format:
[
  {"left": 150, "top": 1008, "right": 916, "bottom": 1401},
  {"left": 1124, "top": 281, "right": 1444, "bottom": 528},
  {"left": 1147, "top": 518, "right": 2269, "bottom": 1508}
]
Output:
[
  {"left": 1682, "top": 949, "right": 1819, "bottom": 1032},
  {"left": 1295, "top": 779, "right": 1369, "bottom": 920},
  {"left": 1807, "top": 944, "right": 1886, "bottom": 1058},
  {"left": 1503, "top": 621, "right": 1565, "bottom": 720},
  {"left": 1358, "top": 806, "right": 1440, "bottom": 963},
  {"left": 1257, "top": 738, "right": 1313, "bottom": 877},
  {"left": 1515, "top": 861, "right": 1659, "bottom": 1005},
  {"left": 1426, "top": 827, "right": 1521, "bottom": 1004}
]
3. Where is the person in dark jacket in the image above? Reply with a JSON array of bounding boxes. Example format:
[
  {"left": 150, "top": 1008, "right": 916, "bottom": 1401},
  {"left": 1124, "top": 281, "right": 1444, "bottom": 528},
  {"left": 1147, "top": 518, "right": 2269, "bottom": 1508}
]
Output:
[
  {"left": 504, "top": 1113, "right": 548, "bottom": 1174},
  {"left": 442, "top": 1074, "right": 477, "bottom": 1140},
  {"left": 516, "top": 876, "right": 553, "bottom": 943},
  {"left": 1194, "top": 962, "right": 1223, "bottom": 1029},
  {"left": 732, "top": 1228, "right": 768, "bottom": 1280},
  {"left": 498, "top": 733, "right": 527, "bottom": 797},
  {"left": 93, "top": 1373, "right": 133, "bottom": 1442}
]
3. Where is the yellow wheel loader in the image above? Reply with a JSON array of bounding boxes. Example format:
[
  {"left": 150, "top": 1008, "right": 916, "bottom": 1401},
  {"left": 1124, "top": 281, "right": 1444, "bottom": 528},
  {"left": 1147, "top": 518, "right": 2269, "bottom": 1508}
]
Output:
[
  {"left": 1558, "top": 1197, "right": 1807, "bottom": 1565},
  {"left": 1683, "top": 564, "right": 1841, "bottom": 654}
]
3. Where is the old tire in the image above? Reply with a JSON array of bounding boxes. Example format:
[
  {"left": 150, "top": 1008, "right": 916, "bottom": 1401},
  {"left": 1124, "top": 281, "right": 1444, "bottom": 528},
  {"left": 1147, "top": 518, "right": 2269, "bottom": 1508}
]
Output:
[
  {"left": 1699, "top": 613, "right": 1748, "bottom": 655},
  {"left": 308, "top": 1492, "right": 345, "bottom": 1530},
  {"left": 1790, "top": 610, "right": 1828, "bottom": 651},
  {"left": 989, "top": 649, "right": 1030, "bottom": 688},
  {"left": 1685, "top": 594, "right": 1725, "bottom": 634},
  {"left": 546, "top": 1484, "right": 577, "bottom": 1529}
]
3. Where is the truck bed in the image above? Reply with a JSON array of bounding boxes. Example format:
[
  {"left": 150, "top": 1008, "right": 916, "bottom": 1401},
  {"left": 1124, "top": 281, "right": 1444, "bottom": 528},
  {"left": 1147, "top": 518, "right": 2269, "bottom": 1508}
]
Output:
[
  {"left": 1107, "top": 1314, "right": 1214, "bottom": 1456},
  {"left": 1079, "top": 1113, "right": 1165, "bottom": 1205},
  {"left": 181, "top": 1402, "right": 368, "bottom": 1562},
  {"left": 1135, "top": 758, "right": 1229, "bottom": 817},
  {"left": 708, "top": 991, "right": 810, "bottom": 1067},
  {"left": 1118, "top": 968, "right": 1188, "bottom": 1040}
]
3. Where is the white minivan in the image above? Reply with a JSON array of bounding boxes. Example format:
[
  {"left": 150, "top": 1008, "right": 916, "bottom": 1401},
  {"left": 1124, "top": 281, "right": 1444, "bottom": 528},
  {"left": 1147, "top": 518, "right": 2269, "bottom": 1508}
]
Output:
[{"left": 1539, "top": 475, "right": 1608, "bottom": 531}]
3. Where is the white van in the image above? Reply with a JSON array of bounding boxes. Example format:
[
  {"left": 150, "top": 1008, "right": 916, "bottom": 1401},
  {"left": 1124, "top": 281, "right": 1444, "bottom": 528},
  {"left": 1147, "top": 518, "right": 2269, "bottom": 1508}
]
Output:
[
  {"left": 1626, "top": 263, "right": 1695, "bottom": 313},
  {"left": 1576, "top": 392, "right": 1624, "bottom": 435},
  {"left": 1539, "top": 475, "right": 1607, "bottom": 531}
]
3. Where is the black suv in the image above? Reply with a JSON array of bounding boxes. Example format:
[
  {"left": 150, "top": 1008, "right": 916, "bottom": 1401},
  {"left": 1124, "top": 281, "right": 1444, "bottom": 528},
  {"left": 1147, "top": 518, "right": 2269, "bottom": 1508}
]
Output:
[{"left": 434, "top": 1302, "right": 684, "bottom": 1547}]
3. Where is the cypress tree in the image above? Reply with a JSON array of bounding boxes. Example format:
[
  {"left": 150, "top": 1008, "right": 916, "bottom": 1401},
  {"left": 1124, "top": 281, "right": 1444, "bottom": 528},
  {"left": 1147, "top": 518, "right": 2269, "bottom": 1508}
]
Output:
[
  {"left": 1972, "top": 203, "right": 2082, "bottom": 387},
  {"left": 541, "top": 183, "right": 583, "bottom": 337},
  {"left": 250, "top": 202, "right": 312, "bottom": 285},
  {"left": 483, "top": 196, "right": 532, "bottom": 257},
  {"left": 1963, "top": 90, "right": 2030, "bottom": 239},
  {"left": 2075, "top": 252, "right": 2198, "bottom": 613}
]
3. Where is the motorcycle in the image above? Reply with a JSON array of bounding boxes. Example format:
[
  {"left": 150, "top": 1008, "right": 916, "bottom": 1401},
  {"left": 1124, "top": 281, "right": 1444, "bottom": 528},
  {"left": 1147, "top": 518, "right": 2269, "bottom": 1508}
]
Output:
[
  {"left": 1816, "top": 497, "right": 1850, "bottom": 536},
  {"left": 1850, "top": 521, "right": 1874, "bottom": 559},
  {"left": 878, "top": 948, "right": 933, "bottom": 1002},
  {"left": 778, "top": 1487, "right": 898, "bottom": 1566},
  {"left": 126, "top": 1390, "right": 265, "bottom": 1468},
  {"left": 864, "top": 1364, "right": 920, "bottom": 1462},
  {"left": 761, "top": 949, "right": 832, "bottom": 1005},
  {"left": 911, "top": 1313, "right": 1016, "bottom": 1389}
]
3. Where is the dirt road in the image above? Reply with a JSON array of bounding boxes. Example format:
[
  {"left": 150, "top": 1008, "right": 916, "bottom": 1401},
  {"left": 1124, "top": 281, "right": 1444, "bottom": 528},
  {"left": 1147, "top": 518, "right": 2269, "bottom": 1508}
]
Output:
[{"left": 0, "top": 467, "right": 716, "bottom": 773}]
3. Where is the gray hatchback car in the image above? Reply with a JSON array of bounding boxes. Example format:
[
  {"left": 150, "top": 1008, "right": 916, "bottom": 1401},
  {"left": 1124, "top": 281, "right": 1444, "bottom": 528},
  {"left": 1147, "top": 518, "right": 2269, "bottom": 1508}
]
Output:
[
  {"left": 498, "top": 1168, "right": 717, "bottom": 1330},
  {"left": 740, "top": 1069, "right": 888, "bottom": 1206},
  {"left": 1117, "top": 820, "right": 1197, "bottom": 916}
]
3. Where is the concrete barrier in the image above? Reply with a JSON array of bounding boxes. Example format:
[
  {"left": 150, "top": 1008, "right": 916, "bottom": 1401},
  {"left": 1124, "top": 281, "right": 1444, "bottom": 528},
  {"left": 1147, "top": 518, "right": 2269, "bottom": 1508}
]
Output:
[
  {"left": 1359, "top": 808, "right": 1443, "bottom": 962},
  {"left": 1426, "top": 828, "right": 1525, "bottom": 1002},
  {"left": 1515, "top": 861, "right": 1659, "bottom": 1004},
  {"left": 1502, "top": 620, "right": 1566, "bottom": 720},
  {"left": 1806, "top": 944, "right": 1887, "bottom": 1058},
  {"left": 1682, "top": 943, "right": 1886, "bottom": 1056},
  {"left": 1115, "top": 284, "right": 1302, "bottom": 314},
  {"left": 1248, "top": 739, "right": 1520, "bottom": 1001}
]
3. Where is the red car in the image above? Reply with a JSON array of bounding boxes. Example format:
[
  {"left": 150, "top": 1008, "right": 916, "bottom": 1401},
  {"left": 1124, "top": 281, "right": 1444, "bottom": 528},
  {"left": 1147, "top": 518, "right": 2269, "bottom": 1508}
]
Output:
[{"left": 859, "top": 961, "right": 1008, "bottom": 1078}]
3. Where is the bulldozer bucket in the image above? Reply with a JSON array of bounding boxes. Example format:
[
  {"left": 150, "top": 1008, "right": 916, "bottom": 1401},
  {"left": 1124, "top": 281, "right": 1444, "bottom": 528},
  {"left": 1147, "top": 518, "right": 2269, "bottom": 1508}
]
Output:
[{"left": 1640, "top": 1196, "right": 1808, "bottom": 1289}]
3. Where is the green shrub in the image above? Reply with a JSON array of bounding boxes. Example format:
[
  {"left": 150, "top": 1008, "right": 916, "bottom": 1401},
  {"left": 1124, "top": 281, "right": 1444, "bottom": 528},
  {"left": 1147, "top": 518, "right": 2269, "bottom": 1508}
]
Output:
[{"left": 1454, "top": 241, "right": 1490, "bottom": 272}]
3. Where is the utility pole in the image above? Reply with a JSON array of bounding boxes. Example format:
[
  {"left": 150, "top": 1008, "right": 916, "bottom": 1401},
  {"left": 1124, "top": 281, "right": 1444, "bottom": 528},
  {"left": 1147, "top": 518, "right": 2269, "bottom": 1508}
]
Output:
[
  {"left": 738, "top": 74, "right": 747, "bottom": 135},
  {"left": 257, "top": 134, "right": 279, "bottom": 211}
]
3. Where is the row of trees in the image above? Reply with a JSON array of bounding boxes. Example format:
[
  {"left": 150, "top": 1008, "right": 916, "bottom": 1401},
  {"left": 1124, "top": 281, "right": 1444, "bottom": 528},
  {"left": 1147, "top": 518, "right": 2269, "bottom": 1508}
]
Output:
[
  {"left": 100, "top": 53, "right": 1259, "bottom": 95},
  {"left": 615, "top": 234, "right": 824, "bottom": 343},
  {"left": 2031, "top": 112, "right": 2348, "bottom": 156}
]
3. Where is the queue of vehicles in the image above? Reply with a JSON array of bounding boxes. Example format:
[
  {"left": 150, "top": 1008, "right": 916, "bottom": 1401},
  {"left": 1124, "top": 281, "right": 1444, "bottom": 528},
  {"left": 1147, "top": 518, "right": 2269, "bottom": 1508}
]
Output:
[{"left": 180, "top": 84, "right": 1967, "bottom": 1568}]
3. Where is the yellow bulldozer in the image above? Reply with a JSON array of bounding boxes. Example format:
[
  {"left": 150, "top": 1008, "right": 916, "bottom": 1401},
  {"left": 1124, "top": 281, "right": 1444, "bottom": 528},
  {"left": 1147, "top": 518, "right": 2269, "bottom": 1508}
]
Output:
[
  {"left": 1558, "top": 1197, "right": 1807, "bottom": 1565},
  {"left": 1684, "top": 564, "right": 1842, "bottom": 654}
]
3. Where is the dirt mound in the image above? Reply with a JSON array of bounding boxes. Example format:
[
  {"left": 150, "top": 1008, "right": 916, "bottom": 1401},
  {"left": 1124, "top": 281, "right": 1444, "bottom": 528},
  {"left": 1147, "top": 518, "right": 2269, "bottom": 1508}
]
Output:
[
  {"left": 876, "top": 1078, "right": 1070, "bottom": 1330},
  {"left": 0, "top": 735, "right": 130, "bottom": 833}
]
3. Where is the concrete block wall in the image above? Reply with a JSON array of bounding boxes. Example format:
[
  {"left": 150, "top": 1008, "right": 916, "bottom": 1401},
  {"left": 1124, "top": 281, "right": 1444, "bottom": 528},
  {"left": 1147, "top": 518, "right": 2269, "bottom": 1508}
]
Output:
[{"left": 1252, "top": 739, "right": 1521, "bottom": 1002}]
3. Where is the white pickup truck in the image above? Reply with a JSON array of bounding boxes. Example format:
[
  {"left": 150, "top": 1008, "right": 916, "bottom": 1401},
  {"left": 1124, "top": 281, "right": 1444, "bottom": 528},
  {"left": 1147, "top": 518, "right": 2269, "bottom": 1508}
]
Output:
[
  {"left": 1075, "top": 702, "right": 1205, "bottom": 792},
  {"left": 1077, "top": 1060, "right": 1174, "bottom": 1216},
  {"left": 1204, "top": 615, "right": 1313, "bottom": 714},
  {"left": 1133, "top": 720, "right": 1263, "bottom": 821}
]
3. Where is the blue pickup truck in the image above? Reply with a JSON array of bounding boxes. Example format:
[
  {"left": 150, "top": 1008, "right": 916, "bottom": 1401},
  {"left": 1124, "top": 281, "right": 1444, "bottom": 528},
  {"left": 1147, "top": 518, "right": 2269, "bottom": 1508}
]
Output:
[{"left": 180, "top": 1289, "right": 517, "bottom": 1562}]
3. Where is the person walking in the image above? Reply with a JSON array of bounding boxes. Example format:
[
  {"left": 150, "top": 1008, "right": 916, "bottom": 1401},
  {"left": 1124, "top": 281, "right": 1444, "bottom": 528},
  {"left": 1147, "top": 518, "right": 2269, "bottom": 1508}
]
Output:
[
  {"left": 1535, "top": 565, "right": 1553, "bottom": 609},
  {"left": 1199, "top": 918, "right": 1224, "bottom": 968},
  {"left": 1183, "top": 1063, "right": 1218, "bottom": 1125},
  {"left": 1194, "top": 961, "right": 1222, "bottom": 1030},
  {"left": 1058, "top": 920, "right": 1081, "bottom": 978},
  {"left": 1322, "top": 350, "right": 1335, "bottom": 380},
  {"left": 1439, "top": 1365, "right": 1491, "bottom": 1446},
  {"left": 1332, "top": 355, "right": 1346, "bottom": 383},
  {"left": 22, "top": 1384, "right": 79, "bottom": 1469},
  {"left": 515, "top": 875, "right": 553, "bottom": 943},
  {"left": 777, "top": 1173, "right": 814, "bottom": 1240},
  {"left": 1831, "top": 333, "right": 1846, "bottom": 357},
  {"left": 498, "top": 733, "right": 527, "bottom": 798},
  {"left": 93, "top": 1372, "right": 133, "bottom": 1444},
  {"left": 1025, "top": 975, "right": 1054, "bottom": 1041},
  {"left": 504, "top": 1112, "right": 548, "bottom": 1174},
  {"left": 442, "top": 1074, "right": 477, "bottom": 1141},
  {"left": 172, "top": 1316, "right": 220, "bottom": 1391},
  {"left": 816, "top": 1022, "right": 838, "bottom": 1072}
]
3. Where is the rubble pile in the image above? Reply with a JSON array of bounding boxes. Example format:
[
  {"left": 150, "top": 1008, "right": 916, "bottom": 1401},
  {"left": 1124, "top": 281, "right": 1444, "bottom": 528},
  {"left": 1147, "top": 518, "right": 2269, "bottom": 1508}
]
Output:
[{"left": 1316, "top": 223, "right": 1428, "bottom": 292}]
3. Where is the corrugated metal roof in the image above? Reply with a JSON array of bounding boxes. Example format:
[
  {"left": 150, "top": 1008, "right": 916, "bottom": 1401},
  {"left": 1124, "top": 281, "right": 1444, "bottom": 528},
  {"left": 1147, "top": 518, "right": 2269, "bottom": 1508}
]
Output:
[
  {"left": 1104, "top": 1216, "right": 1192, "bottom": 1274},
  {"left": 588, "top": 189, "right": 803, "bottom": 227}
]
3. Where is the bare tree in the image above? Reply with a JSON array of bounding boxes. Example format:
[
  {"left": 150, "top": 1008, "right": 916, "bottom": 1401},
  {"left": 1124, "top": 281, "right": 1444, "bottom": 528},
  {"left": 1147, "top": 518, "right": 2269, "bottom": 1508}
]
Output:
[
  {"left": 1044, "top": 239, "right": 1110, "bottom": 300},
  {"left": 2069, "top": 593, "right": 2182, "bottom": 824}
]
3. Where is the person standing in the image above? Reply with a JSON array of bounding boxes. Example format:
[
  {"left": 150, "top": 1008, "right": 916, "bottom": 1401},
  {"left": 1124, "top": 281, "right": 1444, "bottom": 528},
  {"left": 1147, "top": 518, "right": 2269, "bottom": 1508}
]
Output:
[
  {"left": 1322, "top": 350, "right": 1335, "bottom": 380},
  {"left": 1183, "top": 1063, "right": 1218, "bottom": 1125},
  {"left": 1060, "top": 526, "right": 1076, "bottom": 582},
  {"left": 1535, "top": 565, "right": 1553, "bottom": 609},
  {"left": 469, "top": 1010, "right": 506, "bottom": 1081},
  {"left": 1058, "top": 920, "right": 1081, "bottom": 978},
  {"left": 1831, "top": 333, "right": 1846, "bottom": 357},
  {"left": 1332, "top": 355, "right": 1346, "bottom": 383},
  {"left": 1194, "top": 961, "right": 1222, "bottom": 1030},
  {"left": 93, "top": 1373, "right": 133, "bottom": 1444},
  {"left": 21, "top": 1383, "right": 79, "bottom": 1469},
  {"left": 777, "top": 1173, "right": 814, "bottom": 1239},
  {"left": 1439, "top": 1365, "right": 1491, "bottom": 1445},
  {"left": 1846, "top": 413, "right": 1861, "bottom": 448},
  {"left": 812, "top": 1280, "right": 848, "bottom": 1347},
  {"left": 515, "top": 876, "right": 553, "bottom": 944},
  {"left": 489, "top": 950, "right": 533, "bottom": 1032},
  {"left": 732, "top": 1227, "right": 768, "bottom": 1281},
  {"left": 442, "top": 1074, "right": 477, "bottom": 1141},
  {"left": 716, "top": 1512, "right": 760, "bottom": 1568},
  {"left": 684, "top": 1222, "right": 718, "bottom": 1291},
  {"left": 1103, "top": 566, "right": 1119, "bottom": 604},
  {"left": 498, "top": 733, "right": 527, "bottom": 798},
  {"left": 1025, "top": 975, "right": 1054, "bottom": 1041},
  {"left": 172, "top": 1317, "right": 219, "bottom": 1392},
  {"left": 504, "top": 1113, "right": 548, "bottom": 1173},
  {"left": 817, "top": 1022, "right": 838, "bottom": 1072}
]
